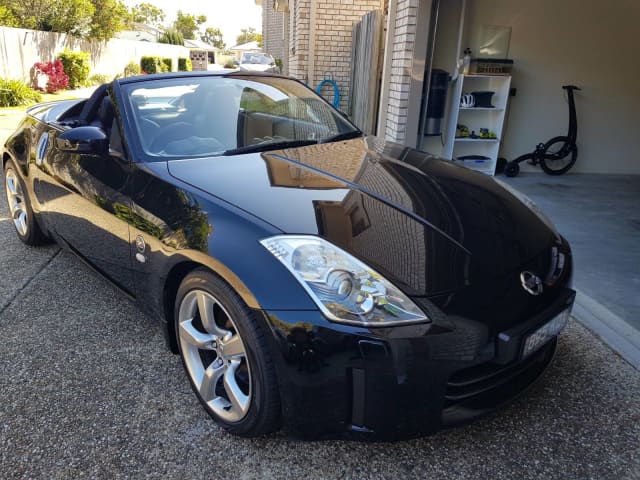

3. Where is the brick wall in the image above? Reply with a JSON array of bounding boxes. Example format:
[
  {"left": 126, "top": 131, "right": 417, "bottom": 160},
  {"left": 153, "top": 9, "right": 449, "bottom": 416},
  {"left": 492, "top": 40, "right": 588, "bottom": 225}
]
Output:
[
  {"left": 313, "top": 0, "right": 381, "bottom": 112},
  {"left": 262, "top": 0, "right": 289, "bottom": 74},
  {"left": 261, "top": 0, "right": 420, "bottom": 141},
  {"left": 288, "top": 0, "right": 310, "bottom": 81},
  {"left": 384, "top": 0, "right": 418, "bottom": 143},
  {"left": 262, "top": 1, "right": 380, "bottom": 112}
]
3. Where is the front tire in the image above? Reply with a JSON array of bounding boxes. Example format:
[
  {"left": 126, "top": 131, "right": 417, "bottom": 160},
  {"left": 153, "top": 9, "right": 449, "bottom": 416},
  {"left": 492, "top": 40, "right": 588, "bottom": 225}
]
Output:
[
  {"left": 175, "top": 268, "right": 281, "bottom": 436},
  {"left": 3, "top": 159, "right": 49, "bottom": 246}
]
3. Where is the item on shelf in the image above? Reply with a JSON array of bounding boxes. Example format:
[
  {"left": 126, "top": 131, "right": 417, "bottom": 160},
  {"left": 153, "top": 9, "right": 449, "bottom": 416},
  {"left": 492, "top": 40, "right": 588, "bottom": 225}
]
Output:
[
  {"left": 462, "top": 48, "right": 472, "bottom": 75},
  {"left": 469, "top": 58, "right": 513, "bottom": 75},
  {"left": 456, "top": 155, "right": 491, "bottom": 173},
  {"left": 478, "top": 128, "right": 497, "bottom": 139},
  {"left": 471, "top": 91, "right": 495, "bottom": 108},
  {"left": 425, "top": 69, "right": 450, "bottom": 135},
  {"left": 457, "top": 155, "right": 490, "bottom": 162},
  {"left": 460, "top": 93, "right": 475, "bottom": 108},
  {"left": 456, "top": 124, "right": 470, "bottom": 138}
]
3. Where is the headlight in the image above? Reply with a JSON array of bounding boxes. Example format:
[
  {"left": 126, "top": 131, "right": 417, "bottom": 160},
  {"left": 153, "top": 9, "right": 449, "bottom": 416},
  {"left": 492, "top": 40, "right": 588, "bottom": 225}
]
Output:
[
  {"left": 493, "top": 178, "right": 559, "bottom": 236},
  {"left": 260, "top": 235, "right": 429, "bottom": 327}
]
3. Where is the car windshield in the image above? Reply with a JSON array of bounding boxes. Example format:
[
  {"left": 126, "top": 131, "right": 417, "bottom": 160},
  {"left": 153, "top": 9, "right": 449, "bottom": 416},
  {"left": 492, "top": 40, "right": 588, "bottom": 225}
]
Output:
[
  {"left": 123, "top": 75, "right": 360, "bottom": 159},
  {"left": 241, "top": 53, "right": 273, "bottom": 65}
]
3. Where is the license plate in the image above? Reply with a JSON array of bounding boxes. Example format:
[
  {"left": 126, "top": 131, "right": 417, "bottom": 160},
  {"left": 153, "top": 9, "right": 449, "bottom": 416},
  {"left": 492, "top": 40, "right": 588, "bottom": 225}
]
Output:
[{"left": 522, "top": 307, "right": 571, "bottom": 358}]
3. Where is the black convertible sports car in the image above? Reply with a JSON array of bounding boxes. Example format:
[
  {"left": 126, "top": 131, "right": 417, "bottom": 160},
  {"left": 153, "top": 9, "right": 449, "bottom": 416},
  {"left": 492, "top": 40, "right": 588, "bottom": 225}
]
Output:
[{"left": 2, "top": 72, "right": 574, "bottom": 440}]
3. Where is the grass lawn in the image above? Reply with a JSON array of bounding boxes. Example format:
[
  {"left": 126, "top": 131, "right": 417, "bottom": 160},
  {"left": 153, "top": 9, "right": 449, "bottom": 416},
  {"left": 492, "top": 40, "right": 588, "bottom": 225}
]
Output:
[{"left": 0, "top": 90, "right": 82, "bottom": 111}]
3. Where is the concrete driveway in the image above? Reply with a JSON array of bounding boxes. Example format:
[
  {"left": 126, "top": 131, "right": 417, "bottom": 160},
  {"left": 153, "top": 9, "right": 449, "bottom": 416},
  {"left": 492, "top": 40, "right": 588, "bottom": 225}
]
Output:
[{"left": 1, "top": 110, "right": 639, "bottom": 479}]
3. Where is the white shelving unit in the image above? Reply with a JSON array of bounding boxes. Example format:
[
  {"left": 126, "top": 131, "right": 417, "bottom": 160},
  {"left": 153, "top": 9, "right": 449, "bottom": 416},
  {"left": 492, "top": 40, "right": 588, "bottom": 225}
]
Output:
[{"left": 442, "top": 74, "right": 512, "bottom": 175}]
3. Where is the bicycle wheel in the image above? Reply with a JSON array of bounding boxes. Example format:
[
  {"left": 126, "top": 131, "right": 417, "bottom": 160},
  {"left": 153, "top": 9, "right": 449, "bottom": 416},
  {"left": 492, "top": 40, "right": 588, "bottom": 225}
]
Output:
[{"left": 540, "top": 136, "right": 577, "bottom": 175}]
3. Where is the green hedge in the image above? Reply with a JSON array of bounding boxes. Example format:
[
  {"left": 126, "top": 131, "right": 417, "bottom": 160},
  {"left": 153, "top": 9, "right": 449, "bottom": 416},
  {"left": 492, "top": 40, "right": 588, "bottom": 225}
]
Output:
[
  {"left": 57, "top": 50, "right": 90, "bottom": 89},
  {"left": 161, "top": 57, "right": 173, "bottom": 72},
  {"left": 87, "top": 73, "right": 112, "bottom": 85},
  {"left": 158, "top": 29, "right": 184, "bottom": 46},
  {"left": 124, "top": 61, "right": 141, "bottom": 77},
  {"left": 178, "top": 57, "right": 192, "bottom": 72},
  {"left": 140, "top": 56, "right": 164, "bottom": 74},
  {"left": 0, "top": 78, "right": 42, "bottom": 107}
]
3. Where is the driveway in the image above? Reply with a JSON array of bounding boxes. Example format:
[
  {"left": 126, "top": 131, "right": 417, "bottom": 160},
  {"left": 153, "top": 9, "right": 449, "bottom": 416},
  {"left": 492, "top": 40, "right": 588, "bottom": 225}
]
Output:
[{"left": 1, "top": 111, "right": 639, "bottom": 479}]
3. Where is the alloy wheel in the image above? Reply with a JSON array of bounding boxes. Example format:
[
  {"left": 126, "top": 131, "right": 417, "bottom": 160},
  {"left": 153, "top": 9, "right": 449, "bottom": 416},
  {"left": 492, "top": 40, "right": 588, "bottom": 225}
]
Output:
[
  {"left": 178, "top": 289, "right": 252, "bottom": 422},
  {"left": 5, "top": 168, "right": 28, "bottom": 236}
]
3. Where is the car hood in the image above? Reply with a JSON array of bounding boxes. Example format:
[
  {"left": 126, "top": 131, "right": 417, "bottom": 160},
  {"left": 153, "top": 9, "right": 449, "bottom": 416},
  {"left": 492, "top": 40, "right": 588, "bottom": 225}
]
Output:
[{"left": 167, "top": 137, "right": 557, "bottom": 296}]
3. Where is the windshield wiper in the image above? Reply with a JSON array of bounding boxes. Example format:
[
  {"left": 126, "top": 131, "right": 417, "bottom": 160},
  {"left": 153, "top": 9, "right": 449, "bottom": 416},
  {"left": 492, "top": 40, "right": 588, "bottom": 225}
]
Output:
[
  {"left": 223, "top": 139, "right": 319, "bottom": 156},
  {"left": 319, "top": 130, "right": 363, "bottom": 144}
]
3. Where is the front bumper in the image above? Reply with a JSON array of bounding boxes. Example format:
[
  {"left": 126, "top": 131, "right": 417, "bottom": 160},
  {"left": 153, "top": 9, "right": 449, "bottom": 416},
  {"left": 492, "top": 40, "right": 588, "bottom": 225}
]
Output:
[{"left": 258, "top": 288, "right": 575, "bottom": 440}]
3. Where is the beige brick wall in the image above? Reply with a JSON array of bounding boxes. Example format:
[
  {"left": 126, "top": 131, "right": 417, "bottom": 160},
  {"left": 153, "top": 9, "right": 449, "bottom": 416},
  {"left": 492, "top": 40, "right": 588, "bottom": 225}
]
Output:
[
  {"left": 262, "top": 0, "right": 289, "bottom": 74},
  {"left": 384, "top": 0, "right": 418, "bottom": 143},
  {"left": 261, "top": 0, "right": 419, "bottom": 139},
  {"left": 313, "top": 0, "right": 381, "bottom": 112},
  {"left": 262, "top": 1, "right": 380, "bottom": 111},
  {"left": 288, "top": 0, "right": 310, "bottom": 81}
]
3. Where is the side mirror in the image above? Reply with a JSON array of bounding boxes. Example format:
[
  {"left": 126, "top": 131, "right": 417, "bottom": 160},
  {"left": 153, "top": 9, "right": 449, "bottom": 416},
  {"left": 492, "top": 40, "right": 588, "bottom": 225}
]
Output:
[{"left": 56, "top": 126, "right": 108, "bottom": 154}]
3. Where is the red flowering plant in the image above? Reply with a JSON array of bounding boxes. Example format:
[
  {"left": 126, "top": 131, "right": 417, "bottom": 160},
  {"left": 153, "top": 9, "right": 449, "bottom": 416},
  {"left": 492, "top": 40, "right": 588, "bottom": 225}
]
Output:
[{"left": 33, "top": 60, "right": 69, "bottom": 93}]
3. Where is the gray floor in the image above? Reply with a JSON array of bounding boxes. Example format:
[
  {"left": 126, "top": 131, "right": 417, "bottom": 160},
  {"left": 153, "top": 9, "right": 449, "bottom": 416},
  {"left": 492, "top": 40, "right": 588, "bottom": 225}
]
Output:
[{"left": 503, "top": 172, "right": 640, "bottom": 331}]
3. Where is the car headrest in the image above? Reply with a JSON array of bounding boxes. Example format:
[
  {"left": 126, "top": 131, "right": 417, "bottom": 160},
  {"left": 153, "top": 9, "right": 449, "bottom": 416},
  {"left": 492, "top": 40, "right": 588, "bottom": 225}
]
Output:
[
  {"left": 78, "top": 83, "right": 109, "bottom": 125},
  {"left": 97, "top": 96, "right": 115, "bottom": 129}
]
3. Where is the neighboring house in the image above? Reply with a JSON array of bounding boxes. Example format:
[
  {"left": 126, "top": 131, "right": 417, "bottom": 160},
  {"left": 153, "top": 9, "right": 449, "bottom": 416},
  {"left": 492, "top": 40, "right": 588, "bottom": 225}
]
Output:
[
  {"left": 184, "top": 38, "right": 218, "bottom": 66},
  {"left": 115, "top": 23, "right": 164, "bottom": 42},
  {"left": 259, "top": 0, "right": 639, "bottom": 177},
  {"left": 229, "top": 41, "right": 262, "bottom": 60}
]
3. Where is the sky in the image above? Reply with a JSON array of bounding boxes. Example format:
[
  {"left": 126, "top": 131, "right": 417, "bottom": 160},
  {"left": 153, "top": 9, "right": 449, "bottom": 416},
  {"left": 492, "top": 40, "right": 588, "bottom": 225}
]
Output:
[{"left": 123, "top": 0, "right": 263, "bottom": 46}]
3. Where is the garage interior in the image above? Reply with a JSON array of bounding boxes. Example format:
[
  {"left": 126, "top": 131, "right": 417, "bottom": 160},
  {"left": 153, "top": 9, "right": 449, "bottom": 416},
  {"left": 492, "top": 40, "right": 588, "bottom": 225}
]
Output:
[{"left": 412, "top": 0, "right": 640, "bottom": 364}]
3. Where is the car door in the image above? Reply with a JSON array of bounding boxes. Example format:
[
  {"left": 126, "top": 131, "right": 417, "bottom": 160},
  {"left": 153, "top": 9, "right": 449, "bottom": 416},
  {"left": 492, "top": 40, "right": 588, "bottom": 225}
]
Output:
[{"left": 43, "top": 92, "right": 135, "bottom": 295}]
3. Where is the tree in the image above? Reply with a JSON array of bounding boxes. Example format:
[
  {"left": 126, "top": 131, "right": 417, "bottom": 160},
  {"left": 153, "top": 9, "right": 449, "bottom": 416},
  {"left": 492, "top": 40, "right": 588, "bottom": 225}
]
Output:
[
  {"left": 0, "top": 5, "right": 19, "bottom": 27},
  {"left": 158, "top": 28, "right": 184, "bottom": 46},
  {"left": 0, "top": 0, "right": 128, "bottom": 40},
  {"left": 130, "top": 2, "right": 165, "bottom": 27},
  {"left": 236, "top": 27, "right": 261, "bottom": 47},
  {"left": 173, "top": 10, "right": 206, "bottom": 40},
  {"left": 200, "top": 27, "right": 225, "bottom": 49},
  {"left": 46, "top": 0, "right": 94, "bottom": 36},
  {"left": 1, "top": 0, "right": 59, "bottom": 31},
  {"left": 88, "top": 0, "right": 129, "bottom": 41}
]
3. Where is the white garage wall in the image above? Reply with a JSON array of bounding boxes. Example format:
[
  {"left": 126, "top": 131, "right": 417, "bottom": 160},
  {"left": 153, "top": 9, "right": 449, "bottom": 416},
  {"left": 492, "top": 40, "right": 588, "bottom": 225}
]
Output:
[
  {"left": 464, "top": 0, "right": 640, "bottom": 174},
  {"left": 0, "top": 26, "right": 190, "bottom": 82}
]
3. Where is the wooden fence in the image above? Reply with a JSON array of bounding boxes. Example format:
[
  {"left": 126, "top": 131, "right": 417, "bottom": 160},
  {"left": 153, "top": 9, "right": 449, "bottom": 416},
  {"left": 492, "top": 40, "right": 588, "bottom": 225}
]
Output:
[{"left": 349, "top": 10, "right": 384, "bottom": 134}]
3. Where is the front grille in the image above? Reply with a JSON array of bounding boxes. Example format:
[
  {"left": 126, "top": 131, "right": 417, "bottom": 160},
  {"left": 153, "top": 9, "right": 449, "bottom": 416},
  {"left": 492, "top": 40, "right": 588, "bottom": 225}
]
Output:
[{"left": 444, "top": 339, "right": 556, "bottom": 407}]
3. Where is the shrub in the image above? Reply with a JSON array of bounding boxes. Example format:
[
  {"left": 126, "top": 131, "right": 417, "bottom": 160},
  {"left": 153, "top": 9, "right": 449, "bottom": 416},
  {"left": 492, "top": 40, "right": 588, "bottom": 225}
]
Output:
[
  {"left": 161, "top": 57, "right": 173, "bottom": 72},
  {"left": 178, "top": 57, "right": 192, "bottom": 72},
  {"left": 124, "top": 61, "right": 141, "bottom": 77},
  {"left": 158, "top": 29, "right": 184, "bottom": 46},
  {"left": 87, "top": 73, "right": 112, "bottom": 85},
  {"left": 223, "top": 60, "right": 236, "bottom": 69},
  {"left": 140, "top": 56, "right": 164, "bottom": 74},
  {"left": 33, "top": 60, "right": 69, "bottom": 93},
  {"left": 57, "top": 50, "right": 90, "bottom": 89},
  {"left": 0, "top": 78, "right": 42, "bottom": 107}
]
